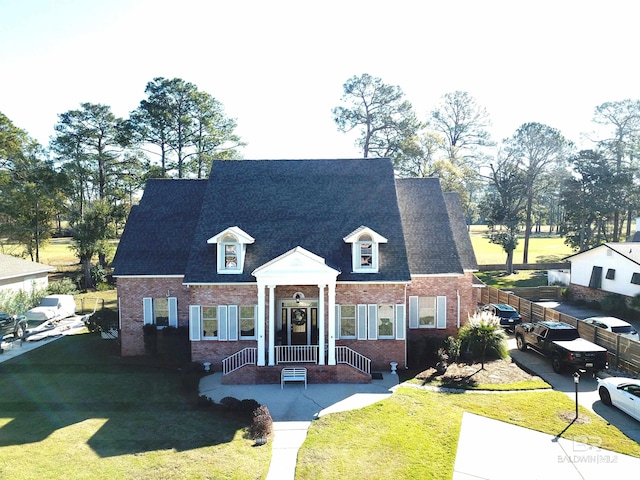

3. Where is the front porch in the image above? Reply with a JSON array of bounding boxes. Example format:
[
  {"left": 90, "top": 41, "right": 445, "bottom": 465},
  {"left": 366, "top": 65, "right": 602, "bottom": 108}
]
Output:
[{"left": 221, "top": 345, "right": 373, "bottom": 384}]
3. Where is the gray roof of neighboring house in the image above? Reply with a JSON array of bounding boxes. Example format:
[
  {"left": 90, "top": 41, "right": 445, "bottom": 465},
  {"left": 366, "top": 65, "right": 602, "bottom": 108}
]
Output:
[
  {"left": 113, "top": 158, "right": 473, "bottom": 281},
  {"left": 395, "top": 178, "right": 475, "bottom": 275},
  {"left": 0, "top": 254, "right": 55, "bottom": 281}
]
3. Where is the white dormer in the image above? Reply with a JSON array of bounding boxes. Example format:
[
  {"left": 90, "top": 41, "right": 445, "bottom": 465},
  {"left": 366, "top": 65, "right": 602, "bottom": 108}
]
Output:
[
  {"left": 208, "top": 226, "right": 255, "bottom": 274},
  {"left": 343, "top": 226, "right": 388, "bottom": 273}
]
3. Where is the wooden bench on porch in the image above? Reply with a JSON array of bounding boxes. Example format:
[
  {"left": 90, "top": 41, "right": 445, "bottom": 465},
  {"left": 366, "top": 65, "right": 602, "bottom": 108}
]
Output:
[{"left": 281, "top": 367, "right": 307, "bottom": 389}]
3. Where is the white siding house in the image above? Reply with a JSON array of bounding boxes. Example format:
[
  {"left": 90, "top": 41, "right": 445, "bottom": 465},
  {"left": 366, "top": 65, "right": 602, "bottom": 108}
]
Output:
[
  {"left": 566, "top": 243, "right": 640, "bottom": 297},
  {"left": 0, "top": 254, "right": 55, "bottom": 295}
]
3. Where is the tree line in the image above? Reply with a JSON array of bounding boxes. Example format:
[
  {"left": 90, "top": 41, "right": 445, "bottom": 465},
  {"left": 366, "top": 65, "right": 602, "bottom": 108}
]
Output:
[
  {"left": 333, "top": 74, "right": 640, "bottom": 273},
  {"left": 1, "top": 73, "right": 638, "bottom": 283},
  {"left": 0, "top": 77, "right": 243, "bottom": 287}
]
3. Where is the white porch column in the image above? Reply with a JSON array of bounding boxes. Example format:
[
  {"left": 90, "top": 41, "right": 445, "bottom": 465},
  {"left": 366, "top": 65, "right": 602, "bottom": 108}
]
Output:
[
  {"left": 327, "top": 282, "right": 336, "bottom": 365},
  {"left": 318, "top": 284, "right": 325, "bottom": 365},
  {"left": 268, "top": 285, "right": 276, "bottom": 366},
  {"left": 257, "top": 283, "right": 266, "bottom": 366}
]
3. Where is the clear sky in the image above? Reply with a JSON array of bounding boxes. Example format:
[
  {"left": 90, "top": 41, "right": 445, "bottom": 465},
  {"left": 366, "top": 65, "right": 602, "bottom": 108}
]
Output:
[{"left": 1, "top": 0, "right": 639, "bottom": 160}]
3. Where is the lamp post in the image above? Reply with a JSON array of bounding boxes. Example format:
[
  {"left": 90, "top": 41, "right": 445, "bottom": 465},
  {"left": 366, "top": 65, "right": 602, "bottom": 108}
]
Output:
[{"left": 573, "top": 371, "right": 580, "bottom": 419}]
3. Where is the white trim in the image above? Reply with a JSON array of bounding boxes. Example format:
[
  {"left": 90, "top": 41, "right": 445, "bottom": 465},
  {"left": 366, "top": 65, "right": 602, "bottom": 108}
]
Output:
[
  {"left": 408, "top": 296, "right": 419, "bottom": 329},
  {"left": 219, "top": 305, "right": 228, "bottom": 341}
]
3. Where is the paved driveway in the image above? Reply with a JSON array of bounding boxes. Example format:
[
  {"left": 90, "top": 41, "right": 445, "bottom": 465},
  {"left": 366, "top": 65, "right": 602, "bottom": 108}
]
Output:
[{"left": 509, "top": 335, "right": 640, "bottom": 443}]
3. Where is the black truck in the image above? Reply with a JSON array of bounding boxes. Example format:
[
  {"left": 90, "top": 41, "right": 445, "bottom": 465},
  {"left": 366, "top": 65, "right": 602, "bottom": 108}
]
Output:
[
  {"left": 0, "top": 311, "right": 28, "bottom": 350},
  {"left": 515, "top": 321, "right": 608, "bottom": 374}
]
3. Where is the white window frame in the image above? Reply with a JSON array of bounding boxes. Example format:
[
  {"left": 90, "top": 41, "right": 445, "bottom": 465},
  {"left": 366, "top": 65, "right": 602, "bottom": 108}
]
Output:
[
  {"left": 377, "top": 304, "right": 395, "bottom": 339},
  {"left": 409, "top": 295, "right": 447, "bottom": 330},
  {"left": 337, "top": 304, "right": 357, "bottom": 339},
  {"left": 143, "top": 297, "right": 177, "bottom": 329},
  {"left": 239, "top": 305, "right": 257, "bottom": 340},
  {"left": 208, "top": 226, "right": 255, "bottom": 275},
  {"left": 190, "top": 304, "right": 257, "bottom": 341},
  {"left": 343, "top": 226, "right": 387, "bottom": 274}
]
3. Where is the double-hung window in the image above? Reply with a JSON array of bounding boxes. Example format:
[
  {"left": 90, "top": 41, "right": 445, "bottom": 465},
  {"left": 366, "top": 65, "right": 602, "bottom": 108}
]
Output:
[
  {"left": 143, "top": 297, "right": 178, "bottom": 328},
  {"left": 409, "top": 296, "right": 447, "bottom": 329},
  {"left": 190, "top": 304, "right": 257, "bottom": 341},
  {"left": 339, "top": 305, "right": 357, "bottom": 338}
]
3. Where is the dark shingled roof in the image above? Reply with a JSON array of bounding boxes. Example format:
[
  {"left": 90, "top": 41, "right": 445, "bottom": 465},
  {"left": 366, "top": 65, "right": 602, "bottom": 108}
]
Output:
[
  {"left": 183, "top": 158, "right": 410, "bottom": 283},
  {"left": 395, "top": 178, "right": 466, "bottom": 275},
  {"left": 112, "top": 179, "right": 208, "bottom": 276},
  {"left": 443, "top": 192, "right": 478, "bottom": 271},
  {"left": 113, "top": 159, "right": 474, "bottom": 282}
]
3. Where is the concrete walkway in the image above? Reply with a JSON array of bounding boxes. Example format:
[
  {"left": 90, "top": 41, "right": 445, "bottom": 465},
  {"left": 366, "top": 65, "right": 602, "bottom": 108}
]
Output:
[{"left": 199, "top": 373, "right": 640, "bottom": 480}]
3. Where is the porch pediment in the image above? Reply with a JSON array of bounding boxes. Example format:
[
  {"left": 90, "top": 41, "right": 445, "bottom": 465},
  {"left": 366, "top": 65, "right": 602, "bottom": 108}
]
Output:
[{"left": 252, "top": 246, "right": 340, "bottom": 285}]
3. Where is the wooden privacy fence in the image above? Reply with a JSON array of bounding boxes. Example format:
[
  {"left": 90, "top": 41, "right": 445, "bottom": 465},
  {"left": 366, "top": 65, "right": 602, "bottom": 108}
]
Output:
[{"left": 480, "top": 286, "right": 640, "bottom": 377}]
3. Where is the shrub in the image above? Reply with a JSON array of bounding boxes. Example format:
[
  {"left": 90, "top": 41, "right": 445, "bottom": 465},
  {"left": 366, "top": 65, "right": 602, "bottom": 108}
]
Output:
[
  {"left": 47, "top": 277, "right": 78, "bottom": 295},
  {"left": 458, "top": 311, "right": 508, "bottom": 368},
  {"left": 250, "top": 405, "right": 273, "bottom": 441},
  {"left": 601, "top": 294, "right": 627, "bottom": 316},
  {"left": 0, "top": 288, "right": 46, "bottom": 316},
  {"left": 240, "top": 399, "right": 261, "bottom": 413},
  {"left": 444, "top": 336, "right": 461, "bottom": 362},
  {"left": 220, "top": 396, "right": 242, "bottom": 410}
]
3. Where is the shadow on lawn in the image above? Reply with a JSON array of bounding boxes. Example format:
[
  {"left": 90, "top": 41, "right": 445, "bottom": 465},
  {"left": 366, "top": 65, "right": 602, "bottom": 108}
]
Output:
[{"left": 0, "top": 335, "right": 247, "bottom": 457}]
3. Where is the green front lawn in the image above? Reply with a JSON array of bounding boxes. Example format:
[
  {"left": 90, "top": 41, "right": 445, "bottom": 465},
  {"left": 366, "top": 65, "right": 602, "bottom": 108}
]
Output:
[
  {"left": 0, "top": 334, "right": 270, "bottom": 480},
  {"left": 2, "top": 332, "right": 639, "bottom": 480},
  {"left": 297, "top": 387, "right": 640, "bottom": 479}
]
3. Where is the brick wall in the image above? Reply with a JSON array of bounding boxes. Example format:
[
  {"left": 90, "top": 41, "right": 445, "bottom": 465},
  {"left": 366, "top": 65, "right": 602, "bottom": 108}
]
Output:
[
  {"left": 118, "top": 277, "right": 189, "bottom": 356},
  {"left": 221, "top": 364, "right": 372, "bottom": 385},
  {"left": 569, "top": 283, "right": 633, "bottom": 307},
  {"left": 118, "top": 273, "right": 478, "bottom": 373}
]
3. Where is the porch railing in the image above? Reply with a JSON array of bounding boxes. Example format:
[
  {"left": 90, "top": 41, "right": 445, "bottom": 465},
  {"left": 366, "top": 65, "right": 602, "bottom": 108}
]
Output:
[
  {"left": 222, "top": 347, "right": 257, "bottom": 375},
  {"left": 275, "top": 345, "right": 318, "bottom": 364},
  {"left": 336, "top": 346, "right": 371, "bottom": 374}
]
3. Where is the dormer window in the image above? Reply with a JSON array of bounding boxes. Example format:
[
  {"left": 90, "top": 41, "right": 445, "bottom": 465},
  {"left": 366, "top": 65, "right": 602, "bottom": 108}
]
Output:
[
  {"left": 343, "top": 226, "right": 387, "bottom": 273},
  {"left": 208, "top": 226, "right": 255, "bottom": 274},
  {"left": 357, "top": 235, "right": 373, "bottom": 268}
]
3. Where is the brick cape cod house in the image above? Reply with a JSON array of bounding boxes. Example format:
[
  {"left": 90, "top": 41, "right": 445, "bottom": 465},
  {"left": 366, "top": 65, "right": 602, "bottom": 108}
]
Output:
[{"left": 112, "top": 158, "right": 480, "bottom": 383}]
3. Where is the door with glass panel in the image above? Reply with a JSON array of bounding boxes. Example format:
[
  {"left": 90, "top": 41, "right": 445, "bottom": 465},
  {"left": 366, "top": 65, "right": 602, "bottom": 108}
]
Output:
[{"left": 280, "top": 301, "right": 318, "bottom": 346}]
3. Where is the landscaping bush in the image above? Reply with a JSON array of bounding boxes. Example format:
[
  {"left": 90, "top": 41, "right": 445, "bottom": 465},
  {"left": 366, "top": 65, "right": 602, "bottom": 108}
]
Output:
[
  {"left": 240, "top": 399, "right": 261, "bottom": 413},
  {"left": 458, "top": 311, "right": 508, "bottom": 368},
  {"left": 0, "top": 288, "right": 46, "bottom": 316},
  {"left": 408, "top": 336, "right": 446, "bottom": 368},
  {"left": 220, "top": 396, "right": 242, "bottom": 410},
  {"left": 250, "top": 405, "right": 273, "bottom": 441},
  {"left": 47, "top": 277, "right": 78, "bottom": 295},
  {"left": 601, "top": 293, "right": 628, "bottom": 317}
]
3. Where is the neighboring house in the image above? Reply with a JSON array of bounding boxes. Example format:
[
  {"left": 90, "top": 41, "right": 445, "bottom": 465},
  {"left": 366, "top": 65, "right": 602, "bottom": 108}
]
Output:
[
  {"left": 112, "top": 158, "right": 479, "bottom": 383},
  {"left": 0, "top": 254, "right": 55, "bottom": 295},
  {"left": 565, "top": 243, "right": 640, "bottom": 302}
]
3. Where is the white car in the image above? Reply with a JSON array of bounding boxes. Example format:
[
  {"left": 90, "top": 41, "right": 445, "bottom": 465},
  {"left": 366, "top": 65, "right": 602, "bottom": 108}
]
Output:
[
  {"left": 598, "top": 377, "right": 640, "bottom": 422},
  {"left": 582, "top": 316, "right": 639, "bottom": 341}
]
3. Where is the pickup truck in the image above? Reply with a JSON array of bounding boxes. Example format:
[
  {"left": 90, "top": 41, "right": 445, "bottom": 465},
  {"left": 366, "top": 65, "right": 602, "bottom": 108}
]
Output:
[
  {"left": 515, "top": 321, "right": 608, "bottom": 374},
  {"left": 0, "top": 311, "right": 28, "bottom": 343}
]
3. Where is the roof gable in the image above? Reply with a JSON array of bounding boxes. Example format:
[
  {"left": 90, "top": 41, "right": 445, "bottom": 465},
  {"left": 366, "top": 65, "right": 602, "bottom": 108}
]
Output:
[{"left": 395, "top": 178, "right": 466, "bottom": 275}]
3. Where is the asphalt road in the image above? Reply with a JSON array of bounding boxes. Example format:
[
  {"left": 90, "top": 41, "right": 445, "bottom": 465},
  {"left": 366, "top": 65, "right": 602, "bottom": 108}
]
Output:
[{"left": 508, "top": 332, "right": 640, "bottom": 444}]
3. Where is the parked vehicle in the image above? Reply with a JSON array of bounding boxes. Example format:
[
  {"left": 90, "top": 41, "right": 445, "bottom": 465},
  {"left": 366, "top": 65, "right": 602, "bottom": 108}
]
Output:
[
  {"left": 514, "top": 321, "right": 608, "bottom": 374},
  {"left": 0, "top": 311, "right": 28, "bottom": 341},
  {"left": 481, "top": 303, "right": 522, "bottom": 331},
  {"left": 582, "top": 316, "right": 639, "bottom": 341},
  {"left": 598, "top": 376, "right": 640, "bottom": 422},
  {"left": 24, "top": 294, "right": 76, "bottom": 322}
]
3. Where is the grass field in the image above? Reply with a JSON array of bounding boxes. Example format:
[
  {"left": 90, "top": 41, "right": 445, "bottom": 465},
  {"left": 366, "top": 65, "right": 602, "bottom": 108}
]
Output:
[{"left": 469, "top": 225, "right": 576, "bottom": 265}]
